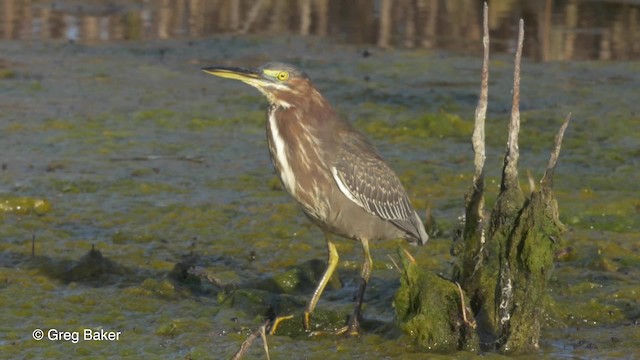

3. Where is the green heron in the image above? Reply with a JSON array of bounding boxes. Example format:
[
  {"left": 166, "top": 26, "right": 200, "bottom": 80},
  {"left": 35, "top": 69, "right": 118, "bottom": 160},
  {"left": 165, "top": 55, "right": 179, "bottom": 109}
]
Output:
[{"left": 202, "top": 62, "right": 428, "bottom": 335}]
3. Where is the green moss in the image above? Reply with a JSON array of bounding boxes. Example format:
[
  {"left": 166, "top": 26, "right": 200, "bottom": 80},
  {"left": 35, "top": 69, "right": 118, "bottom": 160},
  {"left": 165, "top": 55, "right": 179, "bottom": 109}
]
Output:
[
  {"left": 0, "top": 68, "right": 16, "bottom": 79},
  {"left": 155, "top": 321, "right": 178, "bottom": 336},
  {"left": 140, "top": 279, "right": 185, "bottom": 300},
  {"left": 255, "top": 259, "right": 339, "bottom": 294},
  {"left": 134, "top": 108, "right": 176, "bottom": 122},
  {"left": 187, "top": 111, "right": 264, "bottom": 130},
  {"left": 394, "top": 248, "right": 479, "bottom": 352},
  {"left": 39, "top": 118, "right": 76, "bottom": 131},
  {"left": 0, "top": 196, "right": 52, "bottom": 215},
  {"left": 29, "top": 81, "right": 43, "bottom": 91},
  {"left": 50, "top": 178, "right": 101, "bottom": 193}
]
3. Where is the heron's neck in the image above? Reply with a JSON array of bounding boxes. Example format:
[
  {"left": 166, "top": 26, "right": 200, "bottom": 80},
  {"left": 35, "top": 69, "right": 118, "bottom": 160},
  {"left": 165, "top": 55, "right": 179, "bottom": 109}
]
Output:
[{"left": 255, "top": 87, "right": 293, "bottom": 109}]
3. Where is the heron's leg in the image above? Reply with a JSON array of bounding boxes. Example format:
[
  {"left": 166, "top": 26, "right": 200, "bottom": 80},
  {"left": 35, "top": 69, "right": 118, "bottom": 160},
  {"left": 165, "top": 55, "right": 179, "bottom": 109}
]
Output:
[
  {"left": 303, "top": 231, "right": 339, "bottom": 331},
  {"left": 339, "top": 237, "right": 372, "bottom": 336}
]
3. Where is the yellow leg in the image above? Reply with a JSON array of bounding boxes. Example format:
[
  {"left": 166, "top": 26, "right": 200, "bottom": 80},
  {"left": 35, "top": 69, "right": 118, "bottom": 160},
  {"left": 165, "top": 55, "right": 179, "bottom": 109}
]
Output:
[{"left": 303, "top": 231, "right": 339, "bottom": 331}]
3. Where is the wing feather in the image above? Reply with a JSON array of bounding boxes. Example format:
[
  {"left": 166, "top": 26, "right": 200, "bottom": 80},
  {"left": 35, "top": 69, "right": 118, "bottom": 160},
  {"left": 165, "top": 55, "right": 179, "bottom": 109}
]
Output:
[{"left": 331, "top": 137, "right": 414, "bottom": 224}]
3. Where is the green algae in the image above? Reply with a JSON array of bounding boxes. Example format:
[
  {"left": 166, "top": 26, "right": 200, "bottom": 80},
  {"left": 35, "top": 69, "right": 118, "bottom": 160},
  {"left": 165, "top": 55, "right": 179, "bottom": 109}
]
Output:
[
  {"left": 187, "top": 111, "right": 264, "bottom": 130},
  {"left": 49, "top": 179, "right": 102, "bottom": 194},
  {"left": 133, "top": 109, "right": 178, "bottom": 129},
  {"left": 0, "top": 196, "right": 52, "bottom": 215},
  {"left": 355, "top": 108, "right": 473, "bottom": 143},
  {"left": 0, "top": 68, "right": 16, "bottom": 79}
]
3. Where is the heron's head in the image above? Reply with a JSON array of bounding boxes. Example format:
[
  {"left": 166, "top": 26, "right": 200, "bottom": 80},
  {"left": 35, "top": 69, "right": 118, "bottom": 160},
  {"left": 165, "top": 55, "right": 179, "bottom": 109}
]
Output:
[{"left": 202, "top": 62, "right": 315, "bottom": 108}]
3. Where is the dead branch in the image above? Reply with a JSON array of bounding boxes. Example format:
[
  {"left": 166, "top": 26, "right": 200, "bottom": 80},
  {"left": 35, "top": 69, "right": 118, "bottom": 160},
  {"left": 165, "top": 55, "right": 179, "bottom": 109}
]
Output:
[
  {"left": 526, "top": 170, "right": 536, "bottom": 195},
  {"left": 239, "top": 0, "right": 267, "bottom": 34},
  {"left": 472, "top": 2, "right": 489, "bottom": 194},
  {"left": 541, "top": 113, "right": 572, "bottom": 188},
  {"left": 232, "top": 319, "right": 271, "bottom": 360},
  {"left": 502, "top": 19, "right": 524, "bottom": 191},
  {"left": 460, "top": 1, "right": 490, "bottom": 285},
  {"left": 260, "top": 323, "right": 271, "bottom": 360},
  {"left": 31, "top": 233, "right": 36, "bottom": 258}
]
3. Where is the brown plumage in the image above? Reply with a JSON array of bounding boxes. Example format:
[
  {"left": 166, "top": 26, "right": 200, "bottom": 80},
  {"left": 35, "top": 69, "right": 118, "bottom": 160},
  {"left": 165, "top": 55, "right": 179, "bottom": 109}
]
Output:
[{"left": 203, "top": 62, "right": 428, "bottom": 335}]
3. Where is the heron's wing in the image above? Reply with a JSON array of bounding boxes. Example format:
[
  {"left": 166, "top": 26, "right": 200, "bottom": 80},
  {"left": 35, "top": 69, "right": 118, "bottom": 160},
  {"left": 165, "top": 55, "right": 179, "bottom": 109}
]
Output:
[{"left": 331, "top": 135, "right": 414, "bottom": 223}]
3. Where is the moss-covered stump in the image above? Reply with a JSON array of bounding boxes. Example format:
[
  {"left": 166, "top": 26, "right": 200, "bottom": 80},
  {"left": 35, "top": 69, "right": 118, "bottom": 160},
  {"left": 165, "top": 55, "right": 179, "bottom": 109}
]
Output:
[
  {"left": 398, "top": 9, "right": 570, "bottom": 355},
  {"left": 502, "top": 186, "right": 563, "bottom": 351},
  {"left": 465, "top": 180, "right": 564, "bottom": 352},
  {"left": 394, "top": 249, "right": 479, "bottom": 352}
]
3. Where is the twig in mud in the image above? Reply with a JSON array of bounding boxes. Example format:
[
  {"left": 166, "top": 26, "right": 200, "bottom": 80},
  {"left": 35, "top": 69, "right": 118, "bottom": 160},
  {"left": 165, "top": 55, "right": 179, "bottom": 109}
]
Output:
[
  {"left": 456, "top": 282, "right": 476, "bottom": 329},
  {"left": 260, "top": 322, "right": 270, "bottom": 360},
  {"left": 387, "top": 254, "right": 401, "bottom": 274},
  {"left": 402, "top": 248, "right": 417, "bottom": 264},
  {"left": 232, "top": 319, "right": 271, "bottom": 360},
  {"left": 231, "top": 330, "right": 259, "bottom": 360}
]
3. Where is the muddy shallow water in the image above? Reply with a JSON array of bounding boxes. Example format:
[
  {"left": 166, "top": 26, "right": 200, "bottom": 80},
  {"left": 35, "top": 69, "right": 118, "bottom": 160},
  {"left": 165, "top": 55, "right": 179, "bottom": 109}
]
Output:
[{"left": 0, "top": 36, "right": 639, "bottom": 359}]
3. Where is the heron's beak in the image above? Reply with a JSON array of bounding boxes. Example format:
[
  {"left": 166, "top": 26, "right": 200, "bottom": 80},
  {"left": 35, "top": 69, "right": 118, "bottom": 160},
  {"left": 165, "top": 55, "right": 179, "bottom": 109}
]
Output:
[{"left": 201, "top": 66, "right": 261, "bottom": 83}]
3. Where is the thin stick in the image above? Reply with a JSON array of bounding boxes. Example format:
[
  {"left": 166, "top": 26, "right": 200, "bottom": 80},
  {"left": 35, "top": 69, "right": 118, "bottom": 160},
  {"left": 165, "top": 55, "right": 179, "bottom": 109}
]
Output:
[
  {"left": 502, "top": 19, "right": 524, "bottom": 191},
  {"left": 526, "top": 169, "right": 536, "bottom": 195},
  {"left": 232, "top": 331, "right": 259, "bottom": 360},
  {"left": 239, "top": 0, "right": 267, "bottom": 34},
  {"left": 232, "top": 319, "right": 271, "bottom": 360},
  {"left": 31, "top": 233, "right": 36, "bottom": 258},
  {"left": 541, "top": 113, "right": 572, "bottom": 188},
  {"left": 387, "top": 254, "right": 401, "bottom": 274},
  {"left": 456, "top": 282, "right": 476, "bottom": 329},
  {"left": 260, "top": 323, "right": 271, "bottom": 360},
  {"left": 402, "top": 248, "right": 417, "bottom": 264}
]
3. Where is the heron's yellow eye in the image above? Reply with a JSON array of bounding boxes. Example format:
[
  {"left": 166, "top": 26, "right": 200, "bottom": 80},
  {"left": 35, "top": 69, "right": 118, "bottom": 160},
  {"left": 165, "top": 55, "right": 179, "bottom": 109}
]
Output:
[{"left": 276, "top": 71, "right": 289, "bottom": 81}]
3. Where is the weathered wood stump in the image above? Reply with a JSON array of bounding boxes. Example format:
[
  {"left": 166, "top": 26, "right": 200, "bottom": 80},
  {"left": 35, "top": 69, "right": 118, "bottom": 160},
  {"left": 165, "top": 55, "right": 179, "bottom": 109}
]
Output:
[{"left": 395, "top": 3, "right": 571, "bottom": 354}]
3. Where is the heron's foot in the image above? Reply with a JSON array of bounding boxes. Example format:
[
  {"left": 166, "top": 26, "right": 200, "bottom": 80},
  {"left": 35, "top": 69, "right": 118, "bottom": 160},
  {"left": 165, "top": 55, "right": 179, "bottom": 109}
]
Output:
[
  {"left": 268, "top": 314, "right": 294, "bottom": 335},
  {"left": 308, "top": 318, "right": 360, "bottom": 337},
  {"left": 335, "top": 317, "right": 360, "bottom": 337}
]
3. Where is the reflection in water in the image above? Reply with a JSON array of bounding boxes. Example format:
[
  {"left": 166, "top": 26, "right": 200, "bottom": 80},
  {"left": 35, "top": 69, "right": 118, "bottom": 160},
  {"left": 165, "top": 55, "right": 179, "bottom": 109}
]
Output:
[{"left": 1, "top": 0, "right": 640, "bottom": 60}]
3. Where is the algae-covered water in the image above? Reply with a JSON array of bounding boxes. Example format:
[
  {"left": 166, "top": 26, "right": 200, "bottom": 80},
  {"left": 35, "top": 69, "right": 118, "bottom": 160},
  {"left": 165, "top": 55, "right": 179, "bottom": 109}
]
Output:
[{"left": 1, "top": 35, "right": 639, "bottom": 359}]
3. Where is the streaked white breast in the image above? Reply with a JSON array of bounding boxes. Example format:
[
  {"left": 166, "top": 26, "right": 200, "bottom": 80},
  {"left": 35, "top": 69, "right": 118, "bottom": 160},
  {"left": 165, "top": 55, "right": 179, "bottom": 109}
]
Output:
[{"left": 268, "top": 111, "right": 297, "bottom": 196}]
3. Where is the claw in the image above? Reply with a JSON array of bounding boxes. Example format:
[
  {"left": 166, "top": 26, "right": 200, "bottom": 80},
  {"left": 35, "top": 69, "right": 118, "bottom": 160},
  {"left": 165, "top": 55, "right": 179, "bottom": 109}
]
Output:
[
  {"left": 333, "top": 326, "right": 359, "bottom": 337},
  {"left": 338, "top": 317, "right": 360, "bottom": 337},
  {"left": 308, "top": 318, "right": 360, "bottom": 337},
  {"left": 268, "top": 314, "right": 294, "bottom": 335}
]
